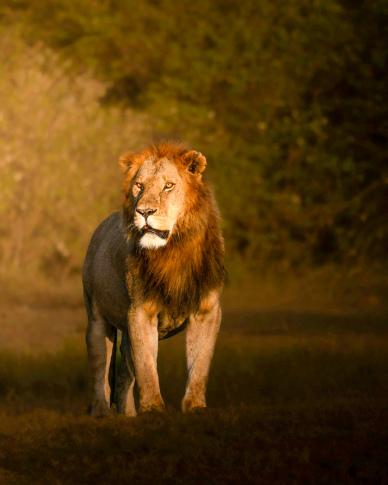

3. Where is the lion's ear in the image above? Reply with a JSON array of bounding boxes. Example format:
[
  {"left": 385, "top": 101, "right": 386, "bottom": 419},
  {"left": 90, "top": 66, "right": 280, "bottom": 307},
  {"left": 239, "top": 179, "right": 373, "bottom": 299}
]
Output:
[
  {"left": 119, "top": 152, "right": 137, "bottom": 176},
  {"left": 182, "top": 150, "right": 207, "bottom": 176}
]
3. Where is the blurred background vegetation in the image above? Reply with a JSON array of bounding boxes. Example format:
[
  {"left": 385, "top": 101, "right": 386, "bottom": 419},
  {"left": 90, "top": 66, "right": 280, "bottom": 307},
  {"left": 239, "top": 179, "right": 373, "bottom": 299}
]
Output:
[
  {"left": 0, "top": 6, "right": 387, "bottom": 481},
  {"left": 0, "top": 0, "right": 387, "bottom": 294}
]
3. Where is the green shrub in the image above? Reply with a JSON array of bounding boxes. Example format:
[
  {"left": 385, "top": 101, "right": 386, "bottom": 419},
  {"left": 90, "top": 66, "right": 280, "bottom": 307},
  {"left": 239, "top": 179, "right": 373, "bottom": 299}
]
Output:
[{"left": 0, "top": 1, "right": 387, "bottom": 274}]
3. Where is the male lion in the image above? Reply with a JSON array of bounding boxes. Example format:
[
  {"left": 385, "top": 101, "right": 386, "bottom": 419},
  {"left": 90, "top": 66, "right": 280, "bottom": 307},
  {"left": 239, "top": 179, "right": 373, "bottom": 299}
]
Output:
[{"left": 83, "top": 142, "right": 224, "bottom": 417}]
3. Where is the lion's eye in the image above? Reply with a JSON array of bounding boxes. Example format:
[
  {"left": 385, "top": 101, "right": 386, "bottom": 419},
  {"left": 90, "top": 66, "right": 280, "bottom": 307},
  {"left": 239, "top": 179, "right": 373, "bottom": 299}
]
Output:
[
  {"left": 134, "top": 182, "right": 143, "bottom": 190},
  {"left": 164, "top": 182, "right": 175, "bottom": 191}
]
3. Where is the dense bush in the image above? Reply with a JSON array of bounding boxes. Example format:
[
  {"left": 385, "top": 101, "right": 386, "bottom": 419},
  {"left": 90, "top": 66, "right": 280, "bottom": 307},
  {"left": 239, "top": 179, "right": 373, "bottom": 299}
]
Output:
[
  {"left": 0, "top": 30, "right": 148, "bottom": 275},
  {"left": 0, "top": 1, "right": 387, "bottom": 273}
]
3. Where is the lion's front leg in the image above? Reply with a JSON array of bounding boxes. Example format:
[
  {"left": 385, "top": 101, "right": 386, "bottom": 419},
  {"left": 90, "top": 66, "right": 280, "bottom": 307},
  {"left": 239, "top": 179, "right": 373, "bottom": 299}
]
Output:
[
  {"left": 128, "top": 303, "right": 165, "bottom": 413},
  {"left": 182, "top": 292, "right": 222, "bottom": 413}
]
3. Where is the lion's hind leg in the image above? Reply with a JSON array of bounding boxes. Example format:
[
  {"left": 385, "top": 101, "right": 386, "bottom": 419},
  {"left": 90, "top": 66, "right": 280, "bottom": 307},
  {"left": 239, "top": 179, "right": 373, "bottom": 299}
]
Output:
[
  {"left": 116, "top": 330, "right": 137, "bottom": 416},
  {"left": 86, "top": 301, "right": 116, "bottom": 417}
]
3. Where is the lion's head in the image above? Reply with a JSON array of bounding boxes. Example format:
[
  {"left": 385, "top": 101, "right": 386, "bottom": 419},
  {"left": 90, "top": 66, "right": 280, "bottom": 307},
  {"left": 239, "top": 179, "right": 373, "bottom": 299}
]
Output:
[
  {"left": 119, "top": 141, "right": 224, "bottom": 314},
  {"left": 119, "top": 143, "right": 207, "bottom": 250}
]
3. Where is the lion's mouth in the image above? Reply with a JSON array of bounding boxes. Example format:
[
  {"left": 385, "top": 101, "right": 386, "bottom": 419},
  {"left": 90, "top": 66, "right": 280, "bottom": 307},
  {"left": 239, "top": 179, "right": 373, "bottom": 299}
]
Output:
[{"left": 140, "top": 225, "right": 170, "bottom": 240}]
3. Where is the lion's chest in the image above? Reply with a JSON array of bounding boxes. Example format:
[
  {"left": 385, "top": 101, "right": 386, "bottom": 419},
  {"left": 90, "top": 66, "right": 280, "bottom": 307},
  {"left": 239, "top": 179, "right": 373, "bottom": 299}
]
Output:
[{"left": 157, "top": 311, "right": 188, "bottom": 340}]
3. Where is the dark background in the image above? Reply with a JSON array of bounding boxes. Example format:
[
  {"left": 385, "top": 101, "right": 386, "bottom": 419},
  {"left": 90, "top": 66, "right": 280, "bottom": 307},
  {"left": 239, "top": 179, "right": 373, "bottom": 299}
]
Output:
[
  {"left": 1, "top": 0, "right": 387, "bottom": 283},
  {"left": 0, "top": 2, "right": 387, "bottom": 483}
]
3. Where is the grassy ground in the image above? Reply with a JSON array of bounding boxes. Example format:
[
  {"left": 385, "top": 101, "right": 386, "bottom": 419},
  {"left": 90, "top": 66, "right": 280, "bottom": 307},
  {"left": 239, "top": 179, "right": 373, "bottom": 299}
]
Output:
[{"left": 0, "top": 284, "right": 387, "bottom": 483}]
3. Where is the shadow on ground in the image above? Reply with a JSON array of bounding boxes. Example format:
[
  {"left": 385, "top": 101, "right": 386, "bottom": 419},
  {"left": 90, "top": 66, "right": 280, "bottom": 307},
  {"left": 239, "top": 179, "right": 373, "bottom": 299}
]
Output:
[{"left": 0, "top": 301, "right": 388, "bottom": 483}]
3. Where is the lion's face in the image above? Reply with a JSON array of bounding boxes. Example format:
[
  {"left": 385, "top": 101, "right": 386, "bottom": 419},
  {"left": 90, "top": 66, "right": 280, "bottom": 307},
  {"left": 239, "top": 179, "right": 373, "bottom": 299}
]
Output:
[
  {"left": 132, "top": 157, "right": 185, "bottom": 249},
  {"left": 120, "top": 145, "right": 207, "bottom": 250}
]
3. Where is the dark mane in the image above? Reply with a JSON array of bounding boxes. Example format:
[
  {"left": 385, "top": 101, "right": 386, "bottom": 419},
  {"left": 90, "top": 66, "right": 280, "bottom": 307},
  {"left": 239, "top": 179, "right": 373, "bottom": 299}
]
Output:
[
  {"left": 135, "top": 206, "right": 224, "bottom": 316},
  {"left": 125, "top": 142, "right": 225, "bottom": 316}
]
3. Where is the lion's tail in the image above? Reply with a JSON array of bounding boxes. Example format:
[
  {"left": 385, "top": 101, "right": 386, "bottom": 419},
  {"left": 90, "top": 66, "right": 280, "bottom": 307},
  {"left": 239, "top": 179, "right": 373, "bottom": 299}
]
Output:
[{"left": 109, "top": 328, "right": 117, "bottom": 407}]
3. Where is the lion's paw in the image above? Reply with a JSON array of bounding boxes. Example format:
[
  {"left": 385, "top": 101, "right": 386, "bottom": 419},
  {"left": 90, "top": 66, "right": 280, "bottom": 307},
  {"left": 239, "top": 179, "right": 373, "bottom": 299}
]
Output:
[
  {"left": 88, "top": 400, "right": 112, "bottom": 418},
  {"left": 139, "top": 400, "right": 166, "bottom": 414},
  {"left": 181, "top": 397, "right": 207, "bottom": 414}
]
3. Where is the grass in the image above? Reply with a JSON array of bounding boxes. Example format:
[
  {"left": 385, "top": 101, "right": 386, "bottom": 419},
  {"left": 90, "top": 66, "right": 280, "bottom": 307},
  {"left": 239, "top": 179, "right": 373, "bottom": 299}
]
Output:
[
  {"left": 0, "top": 295, "right": 388, "bottom": 483},
  {"left": 2, "top": 403, "right": 386, "bottom": 484}
]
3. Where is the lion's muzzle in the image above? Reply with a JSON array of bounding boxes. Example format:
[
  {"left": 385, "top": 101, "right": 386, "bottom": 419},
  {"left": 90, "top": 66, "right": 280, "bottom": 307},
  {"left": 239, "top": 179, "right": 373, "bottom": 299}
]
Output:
[{"left": 141, "top": 225, "right": 170, "bottom": 240}]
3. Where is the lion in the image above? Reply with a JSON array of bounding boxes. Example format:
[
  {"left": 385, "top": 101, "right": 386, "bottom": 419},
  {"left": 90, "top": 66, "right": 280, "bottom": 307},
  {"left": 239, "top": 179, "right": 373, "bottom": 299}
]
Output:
[{"left": 82, "top": 142, "right": 225, "bottom": 417}]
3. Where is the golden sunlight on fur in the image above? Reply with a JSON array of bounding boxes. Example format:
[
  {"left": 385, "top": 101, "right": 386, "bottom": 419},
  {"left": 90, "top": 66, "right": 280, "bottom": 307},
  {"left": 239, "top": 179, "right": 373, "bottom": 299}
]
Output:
[{"left": 83, "top": 142, "right": 224, "bottom": 416}]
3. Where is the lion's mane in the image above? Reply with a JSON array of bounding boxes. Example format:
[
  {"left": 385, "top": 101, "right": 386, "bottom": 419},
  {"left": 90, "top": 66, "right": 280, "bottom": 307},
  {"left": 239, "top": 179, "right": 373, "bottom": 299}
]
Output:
[{"left": 123, "top": 142, "right": 225, "bottom": 316}]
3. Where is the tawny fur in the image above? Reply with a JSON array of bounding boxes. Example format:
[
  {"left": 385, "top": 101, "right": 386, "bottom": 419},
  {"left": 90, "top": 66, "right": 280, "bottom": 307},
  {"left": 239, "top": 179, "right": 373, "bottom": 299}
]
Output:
[
  {"left": 121, "top": 142, "right": 224, "bottom": 316},
  {"left": 83, "top": 142, "right": 224, "bottom": 416}
]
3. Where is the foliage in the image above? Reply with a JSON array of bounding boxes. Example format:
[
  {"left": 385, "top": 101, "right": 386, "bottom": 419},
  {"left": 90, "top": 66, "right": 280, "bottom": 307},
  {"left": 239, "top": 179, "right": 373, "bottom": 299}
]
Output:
[
  {"left": 0, "top": 30, "right": 149, "bottom": 274},
  {"left": 0, "top": 1, "right": 387, "bottom": 274}
]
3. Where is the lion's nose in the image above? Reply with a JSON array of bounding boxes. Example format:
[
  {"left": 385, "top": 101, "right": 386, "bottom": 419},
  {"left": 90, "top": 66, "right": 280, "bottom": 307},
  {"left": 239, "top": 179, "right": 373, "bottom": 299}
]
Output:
[{"left": 136, "top": 208, "right": 157, "bottom": 219}]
